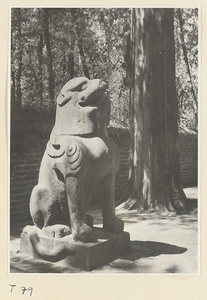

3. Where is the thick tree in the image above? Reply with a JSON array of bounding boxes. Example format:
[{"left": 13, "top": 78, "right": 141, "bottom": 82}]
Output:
[{"left": 121, "top": 8, "right": 190, "bottom": 213}]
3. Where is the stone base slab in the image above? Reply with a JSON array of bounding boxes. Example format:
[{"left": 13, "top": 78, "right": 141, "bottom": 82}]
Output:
[{"left": 20, "top": 226, "right": 130, "bottom": 271}]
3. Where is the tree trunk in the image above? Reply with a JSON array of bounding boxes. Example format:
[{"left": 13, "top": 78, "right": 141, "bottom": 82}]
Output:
[
  {"left": 43, "top": 9, "right": 55, "bottom": 103},
  {"left": 77, "top": 40, "right": 90, "bottom": 79},
  {"left": 122, "top": 8, "right": 190, "bottom": 213},
  {"left": 68, "top": 51, "right": 74, "bottom": 79},
  {"left": 70, "top": 9, "right": 90, "bottom": 79},
  {"left": 11, "top": 25, "right": 16, "bottom": 111},
  {"left": 11, "top": 70, "right": 16, "bottom": 111},
  {"left": 68, "top": 38, "right": 75, "bottom": 79},
  {"left": 28, "top": 45, "right": 39, "bottom": 91},
  {"left": 16, "top": 8, "right": 22, "bottom": 109},
  {"left": 38, "top": 33, "right": 44, "bottom": 108}
]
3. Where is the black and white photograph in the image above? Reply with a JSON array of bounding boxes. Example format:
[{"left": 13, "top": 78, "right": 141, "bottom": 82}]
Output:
[{"left": 9, "top": 7, "right": 199, "bottom": 275}]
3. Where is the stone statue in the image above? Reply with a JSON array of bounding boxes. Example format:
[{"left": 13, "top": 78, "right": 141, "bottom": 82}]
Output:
[{"left": 29, "top": 77, "right": 124, "bottom": 243}]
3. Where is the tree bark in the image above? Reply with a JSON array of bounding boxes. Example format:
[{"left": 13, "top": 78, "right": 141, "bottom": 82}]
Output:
[
  {"left": 122, "top": 8, "right": 190, "bottom": 213},
  {"left": 68, "top": 38, "right": 75, "bottom": 79},
  {"left": 11, "top": 70, "right": 16, "bottom": 111},
  {"left": 11, "top": 24, "right": 16, "bottom": 111},
  {"left": 38, "top": 33, "right": 44, "bottom": 108},
  {"left": 28, "top": 45, "right": 40, "bottom": 92},
  {"left": 16, "top": 8, "right": 23, "bottom": 109},
  {"left": 43, "top": 9, "right": 55, "bottom": 103},
  {"left": 77, "top": 40, "right": 90, "bottom": 79}
]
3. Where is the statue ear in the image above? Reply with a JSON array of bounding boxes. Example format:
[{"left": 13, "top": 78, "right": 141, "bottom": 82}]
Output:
[{"left": 57, "top": 93, "right": 73, "bottom": 107}]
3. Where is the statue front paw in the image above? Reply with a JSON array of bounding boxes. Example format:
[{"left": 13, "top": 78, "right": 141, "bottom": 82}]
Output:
[
  {"left": 103, "top": 216, "right": 124, "bottom": 233},
  {"left": 72, "top": 223, "right": 96, "bottom": 243}
]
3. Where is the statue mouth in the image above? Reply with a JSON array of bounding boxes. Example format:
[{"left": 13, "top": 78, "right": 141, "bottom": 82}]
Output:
[
  {"left": 78, "top": 80, "right": 107, "bottom": 108},
  {"left": 78, "top": 96, "right": 103, "bottom": 108}
]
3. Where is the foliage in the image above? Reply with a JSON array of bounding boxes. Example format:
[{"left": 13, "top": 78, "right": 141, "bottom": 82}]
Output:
[
  {"left": 11, "top": 8, "right": 198, "bottom": 130},
  {"left": 174, "top": 8, "right": 198, "bottom": 130}
]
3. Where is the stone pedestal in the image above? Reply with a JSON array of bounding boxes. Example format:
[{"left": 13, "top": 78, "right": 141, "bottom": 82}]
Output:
[{"left": 20, "top": 226, "right": 130, "bottom": 271}]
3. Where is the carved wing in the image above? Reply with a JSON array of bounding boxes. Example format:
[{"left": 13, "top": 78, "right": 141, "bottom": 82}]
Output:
[
  {"left": 47, "top": 138, "right": 85, "bottom": 183},
  {"left": 66, "top": 139, "right": 83, "bottom": 172}
]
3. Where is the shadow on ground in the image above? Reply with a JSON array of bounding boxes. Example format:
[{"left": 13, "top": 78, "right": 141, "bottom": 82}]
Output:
[
  {"left": 124, "top": 241, "right": 187, "bottom": 261},
  {"left": 10, "top": 240, "right": 186, "bottom": 274}
]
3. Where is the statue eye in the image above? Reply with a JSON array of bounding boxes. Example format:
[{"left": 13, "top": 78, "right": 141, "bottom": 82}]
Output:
[{"left": 81, "top": 84, "right": 87, "bottom": 91}]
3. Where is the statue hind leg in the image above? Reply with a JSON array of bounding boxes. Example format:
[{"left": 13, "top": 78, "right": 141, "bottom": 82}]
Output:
[
  {"left": 30, "top": 185, "right": 50, "bottom": 228},
  {"left": 30, "top": 184, "right": 71, "bottom": 238},
  {"left": 30, "top": 185, "right": 67, "bottom": 229}
]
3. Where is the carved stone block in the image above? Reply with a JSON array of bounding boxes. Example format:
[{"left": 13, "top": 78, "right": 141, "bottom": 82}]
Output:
[{"left": 20, "top": 226, "right": 130, "bottom": 271}]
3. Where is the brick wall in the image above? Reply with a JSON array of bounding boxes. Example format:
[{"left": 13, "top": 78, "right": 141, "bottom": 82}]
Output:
[
  {"left": 10, "top": 112, "right": 53, "bottom": 223},
  {"left": 180, "top": 133, "right": 198, "bottom": 187},
  {"left": 10, "top": 115, "right": 198, "bottom": 224},
  {"left": 10, "top": 148, "right": 45, "bottom": 223},
  {"left": 108, "top": 128, "right": 130, "bottom": 200}
]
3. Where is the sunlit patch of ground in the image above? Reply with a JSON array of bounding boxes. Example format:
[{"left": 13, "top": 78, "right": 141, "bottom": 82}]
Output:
[
  {"left": 89, "top": 208, "right": 197, "bottom": 274},
  {"left": 90, "top": 187, "right": 198, "bottom": 274}
]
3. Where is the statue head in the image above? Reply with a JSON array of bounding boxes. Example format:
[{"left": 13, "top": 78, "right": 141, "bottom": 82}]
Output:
[{"left": 52, "top": 77, "right": 110, "bottom": 136}]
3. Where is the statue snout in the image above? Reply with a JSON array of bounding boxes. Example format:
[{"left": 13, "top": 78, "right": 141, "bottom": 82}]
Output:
[{"left": 79, "top": 79, "right": 108, "bottom": 106}]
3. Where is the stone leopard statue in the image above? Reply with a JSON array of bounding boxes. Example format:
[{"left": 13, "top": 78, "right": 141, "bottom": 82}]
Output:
[{"left": 29, "top": 77, "right": 124, "bottom": 243}]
